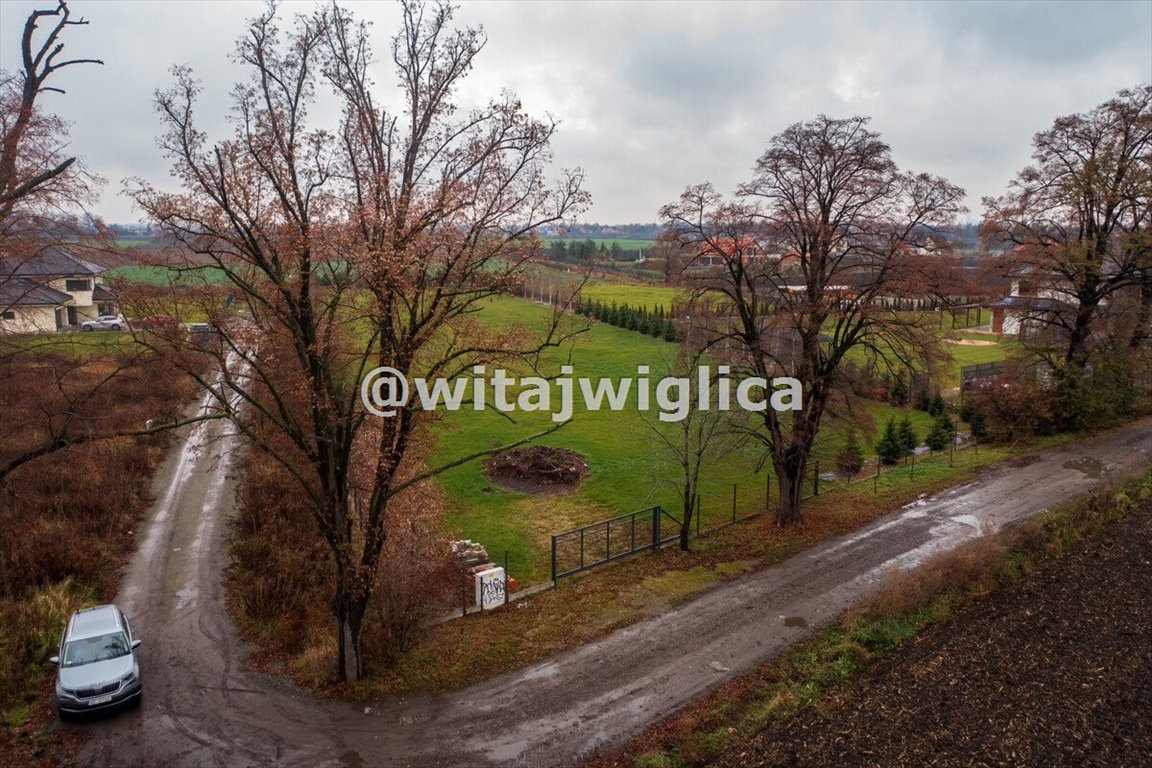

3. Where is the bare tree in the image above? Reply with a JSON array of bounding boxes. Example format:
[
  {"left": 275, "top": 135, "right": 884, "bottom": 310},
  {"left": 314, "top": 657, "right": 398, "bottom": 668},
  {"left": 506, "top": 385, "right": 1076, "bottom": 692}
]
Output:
[
  {"left": 982, "top": 85, "right": 1152, "bottom": 409},
  {"left": 0, "top": 2, "right": 148, "bottom": 484},
  {"left": 662, "top": 115, "right": 965, "bottom": 526},
  {"left": 641, "top": 343, "right": 732, "bottom": 551},
  {"left": 131, "top": 1, "right": 587, "bottom": 681},
  {"left": 0, "top": 0, "right": 102, "bottom": 250}
]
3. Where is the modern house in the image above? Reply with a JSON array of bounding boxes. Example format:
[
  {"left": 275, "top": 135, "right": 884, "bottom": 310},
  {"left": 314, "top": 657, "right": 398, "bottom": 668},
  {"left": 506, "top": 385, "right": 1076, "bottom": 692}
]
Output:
[
  {"left": 0, "top": 247, "right": 114, "bottom": 334},
  {"left": 986, "top": 277, "right": 1073, "bottom": 341}
]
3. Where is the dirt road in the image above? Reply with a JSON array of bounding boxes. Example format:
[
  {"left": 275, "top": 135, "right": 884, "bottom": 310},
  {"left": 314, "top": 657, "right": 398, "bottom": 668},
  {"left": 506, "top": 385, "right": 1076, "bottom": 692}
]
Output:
[{"left": 76, "top": 417, "right": 1152, "bottom": 767}]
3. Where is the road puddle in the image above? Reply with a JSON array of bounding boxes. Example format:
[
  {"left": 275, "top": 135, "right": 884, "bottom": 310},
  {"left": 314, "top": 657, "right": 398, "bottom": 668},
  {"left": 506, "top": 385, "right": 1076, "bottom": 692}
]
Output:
[{"left": 1062, "top": 456, "right": 1104, "bottom": 478}]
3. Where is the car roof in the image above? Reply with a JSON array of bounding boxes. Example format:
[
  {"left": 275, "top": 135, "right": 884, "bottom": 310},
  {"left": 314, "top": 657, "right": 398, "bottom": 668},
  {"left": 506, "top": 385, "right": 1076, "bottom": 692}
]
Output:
[{"left": 67, "top": 605, "right": 124, "bottom": 640}]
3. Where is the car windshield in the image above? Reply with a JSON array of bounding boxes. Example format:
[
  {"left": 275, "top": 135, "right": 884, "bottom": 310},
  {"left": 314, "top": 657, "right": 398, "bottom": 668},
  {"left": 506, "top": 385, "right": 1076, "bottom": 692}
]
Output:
[{"left": 62, "top": 632, "right": 130, "bottom": 666}]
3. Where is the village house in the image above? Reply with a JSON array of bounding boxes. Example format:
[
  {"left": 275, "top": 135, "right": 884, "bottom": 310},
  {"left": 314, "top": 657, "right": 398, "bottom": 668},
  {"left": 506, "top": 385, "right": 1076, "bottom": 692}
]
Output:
[{"left": 0, "top": 247, "right": 115, "bottom": 334}]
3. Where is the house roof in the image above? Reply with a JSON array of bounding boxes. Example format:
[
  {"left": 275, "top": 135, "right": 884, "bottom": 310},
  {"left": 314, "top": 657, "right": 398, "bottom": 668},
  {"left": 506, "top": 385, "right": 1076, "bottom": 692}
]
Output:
[
  {"left": 987, "top": 295, "right": 1070, "bottom": 312},
  {"left": 0, "top": 246, "right": 105, "bottom": 278},
  {"left": 0, "top": 276, "right": 72, "bottom": 307},
  {"left": 695, "top": 237, "right": 763, "bottom": 258},
  {"left": 92, "top": 283, "right": 116, "bottom": 302}
]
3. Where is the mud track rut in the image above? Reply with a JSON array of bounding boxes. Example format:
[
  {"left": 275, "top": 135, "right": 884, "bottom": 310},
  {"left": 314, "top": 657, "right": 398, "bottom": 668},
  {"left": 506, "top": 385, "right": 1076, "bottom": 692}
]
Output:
[{"left": 77, "top": 402, "right": 1152, "bottom": 767}]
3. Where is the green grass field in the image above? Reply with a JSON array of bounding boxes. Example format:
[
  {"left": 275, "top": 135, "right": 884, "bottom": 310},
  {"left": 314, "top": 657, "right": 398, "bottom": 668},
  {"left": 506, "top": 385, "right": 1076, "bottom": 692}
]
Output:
[
  {"left": 424, "top": 296, "right": 998, "bottom": 586},
  {"left": 105, "top": 264, "right": 231, "bottom": 285},
  {"left": 577, "top": 281, "right": 680, "bottom": 312}
]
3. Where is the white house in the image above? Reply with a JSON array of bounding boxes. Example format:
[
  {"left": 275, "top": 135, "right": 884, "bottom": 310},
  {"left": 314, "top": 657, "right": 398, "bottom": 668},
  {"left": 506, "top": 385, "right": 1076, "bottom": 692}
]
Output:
[
  {"left": 987, "top": 278, "right": 1074, "bottom": 339},
  {"left": 0, "top": 247, "right": 113, "bottom": 334}
]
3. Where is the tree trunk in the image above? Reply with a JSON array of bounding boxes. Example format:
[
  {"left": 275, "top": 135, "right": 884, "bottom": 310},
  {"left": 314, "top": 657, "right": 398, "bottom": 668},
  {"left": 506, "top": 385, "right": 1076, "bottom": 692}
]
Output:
[
  {"left": 336, "top": 596, "right": 366, "bottom": 682},
  {"left": 774, "top": 447, "right": 806, "bottom": 527},
  {"left": 679, "top": 491, "right": 694, "bottom": 551}
]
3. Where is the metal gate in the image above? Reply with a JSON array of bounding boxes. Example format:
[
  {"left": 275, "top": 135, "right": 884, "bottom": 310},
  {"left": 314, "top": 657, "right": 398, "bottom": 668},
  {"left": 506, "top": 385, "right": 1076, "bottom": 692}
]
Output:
[{"left": 550, "top": 505, "right": 681, "bottom": 581}]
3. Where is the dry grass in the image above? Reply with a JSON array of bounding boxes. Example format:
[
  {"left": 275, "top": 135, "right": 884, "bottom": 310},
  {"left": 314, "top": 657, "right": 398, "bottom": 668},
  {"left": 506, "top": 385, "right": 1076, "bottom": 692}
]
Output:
[{"left": 0, "top": 345, "right": 200, "bottom": 762}]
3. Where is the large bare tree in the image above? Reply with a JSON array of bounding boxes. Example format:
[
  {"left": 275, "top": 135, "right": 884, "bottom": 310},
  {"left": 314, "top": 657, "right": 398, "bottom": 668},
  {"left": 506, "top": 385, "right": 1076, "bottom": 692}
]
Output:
[
  {"left": 0, "top": 1, "right": 130, "bottom": 484},
  {"left": 662, "top": 116, "right": 965, "bottom": 526},
  {"left": 131, "top": 1, "right": 587, "bottom": 680},
  {"left": 982, "top": 84, "right": 1152, "bottom": 421}
]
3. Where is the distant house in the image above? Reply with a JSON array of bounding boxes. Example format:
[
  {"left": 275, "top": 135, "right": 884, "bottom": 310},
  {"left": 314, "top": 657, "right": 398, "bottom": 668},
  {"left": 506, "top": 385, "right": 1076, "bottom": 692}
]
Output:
[
  {"left": 987, "top": 277, "right": 1073, "bottom": 341},
  {"left": 693, "top": 237, "right": 767, "bottom": 268},
  {"left": 0, "top": 247, "right": 114, "bottom": 333}
]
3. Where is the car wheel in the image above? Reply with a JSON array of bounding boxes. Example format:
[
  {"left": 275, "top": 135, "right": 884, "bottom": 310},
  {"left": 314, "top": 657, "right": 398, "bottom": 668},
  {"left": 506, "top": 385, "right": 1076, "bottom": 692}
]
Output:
[
  {"left": 58, "top": 708, "right": 72, "bottom": 722},
  {"left": 82, "top": 325, "right": 93, "bottom": 331},
  {"left": 110, "top": 324, "right": 121, "bottom": 331}
]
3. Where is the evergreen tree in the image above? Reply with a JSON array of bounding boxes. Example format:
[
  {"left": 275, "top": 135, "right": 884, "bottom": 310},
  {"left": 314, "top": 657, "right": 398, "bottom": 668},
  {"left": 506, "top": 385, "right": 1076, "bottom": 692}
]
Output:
[
  {"left": 925, "top": 415, "right": 952, "bottom": 451},
  {"left": 890, "top": 375, "right": 908, "bottom": 405},
  {"left": 836, "top": 429, "right": 865, "bottom": 475},
  {"left": 897, "top": 415, "right": 918, "bottom": 455},
  {"left": 876, "top": 418, "right": 903, "bottom": 465}
]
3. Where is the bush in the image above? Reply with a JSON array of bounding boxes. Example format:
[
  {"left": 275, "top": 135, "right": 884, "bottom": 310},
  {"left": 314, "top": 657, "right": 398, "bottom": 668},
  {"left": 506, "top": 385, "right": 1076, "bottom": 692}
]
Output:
[
  {"left": 836, "top": 430, "right": 865, "bottom": 476},
  {"left": 966, "top": 363, "right": 1056, "bottom": 443}
]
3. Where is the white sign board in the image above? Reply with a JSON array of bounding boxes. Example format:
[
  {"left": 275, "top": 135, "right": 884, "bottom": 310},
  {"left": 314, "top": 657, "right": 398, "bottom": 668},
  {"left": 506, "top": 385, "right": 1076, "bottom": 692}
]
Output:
[{"left": 474, "top": 566, "right": 506, "bottom": 609}]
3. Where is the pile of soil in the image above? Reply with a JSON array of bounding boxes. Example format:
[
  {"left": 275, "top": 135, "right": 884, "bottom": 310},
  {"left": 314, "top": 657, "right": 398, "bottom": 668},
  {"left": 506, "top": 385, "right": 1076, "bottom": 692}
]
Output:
[
  {"left": 484, "top": 445, "right": 588, "bottom": 495},
  {"left": 708, "top": 503, "right": 1152, "bottom": 767}
]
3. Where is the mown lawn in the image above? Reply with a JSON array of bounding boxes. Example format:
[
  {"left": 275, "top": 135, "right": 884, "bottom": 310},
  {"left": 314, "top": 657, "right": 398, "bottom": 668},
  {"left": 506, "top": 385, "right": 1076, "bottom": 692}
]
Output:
[{"left": 426, "top": 296, "right": 997, "bottom": 587}]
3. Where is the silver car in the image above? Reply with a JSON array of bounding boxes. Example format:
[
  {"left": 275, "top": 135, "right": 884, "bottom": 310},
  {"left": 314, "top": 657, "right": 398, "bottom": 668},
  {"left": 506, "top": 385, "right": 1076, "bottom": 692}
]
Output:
[
  {"left": 80, "top": 315, "right": 125, "bottom": 331},
  {"left": 51, "top": 604, "right": 142, "bottom": 718}
]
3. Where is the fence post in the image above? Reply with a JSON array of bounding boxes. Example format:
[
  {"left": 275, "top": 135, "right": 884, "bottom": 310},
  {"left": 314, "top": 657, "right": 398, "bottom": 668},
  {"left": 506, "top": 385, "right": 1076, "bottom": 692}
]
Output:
[
  {"left": 504, "top": 549, "right": 510, "bottom": 605},
  {"left": 652, "top": 506, "right": 660, "bottom": 548},
  {"left": 813, "top": 460, "right": 820, "bottom": 497},
  {"left": 874, "top": 461, "right": 880, "bottom": 494},
  {"left": 550, "top": 535, "right": 558, "bottom": 582},
  {"left": 765, "top": 470, "right": 771, "bottom": 514},
  {"left": 910, "top": 450, "right": 915, "bottom": 479},
  {"left": 580, "top": 527, "right": 585, "bottom": 570},
  {"left": 462, "top": 574, "right": 468, "bottom": 617}
]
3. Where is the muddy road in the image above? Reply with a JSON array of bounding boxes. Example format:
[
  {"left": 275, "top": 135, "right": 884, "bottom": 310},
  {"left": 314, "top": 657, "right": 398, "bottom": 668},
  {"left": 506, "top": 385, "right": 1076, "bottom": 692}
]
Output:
[{"left": 76, "top": 417, "right": 1152, "bottom": 767}]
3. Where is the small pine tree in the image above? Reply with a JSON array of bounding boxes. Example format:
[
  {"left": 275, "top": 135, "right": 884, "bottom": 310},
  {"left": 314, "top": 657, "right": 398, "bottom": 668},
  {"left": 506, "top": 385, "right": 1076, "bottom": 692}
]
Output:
[
  {"left": 925, "top": 415, "right": 952, "bottom": 451},
  {"left": 836, "top": 429, "right": 865, "bottom": 476},
  {"left": 663, "top": 320, "right": 677, "bottom": 342},
  {"left": 890, "top": 375, "right": 908, "bottom": 405},
  {"left": 928, "top": 393, "right": 947, "bottom": 417},
  {"left": 876, "top": 418, "right": 903, "bottom": 465},
  {"left": 968, "top": 410, "right": 988, "bottom": 439},
  {"left": 897, "top": 415, "right": 918, "bottom": 455}
]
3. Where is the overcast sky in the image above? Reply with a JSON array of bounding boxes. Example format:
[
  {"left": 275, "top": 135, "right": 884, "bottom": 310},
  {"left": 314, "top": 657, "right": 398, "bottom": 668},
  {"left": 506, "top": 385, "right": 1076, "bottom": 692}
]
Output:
[{"left": 1, "top": 0, "right": 1150, "bottom": 226}]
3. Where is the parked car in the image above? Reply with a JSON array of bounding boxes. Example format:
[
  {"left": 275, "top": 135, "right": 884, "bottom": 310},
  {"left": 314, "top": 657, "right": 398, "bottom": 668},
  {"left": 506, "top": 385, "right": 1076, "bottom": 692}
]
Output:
[
  {"left": 80, "top": 315, "right": 126, "bottom": 331},
  {"left": 51, "top": 604, "right": 142, "bottom": 719}
]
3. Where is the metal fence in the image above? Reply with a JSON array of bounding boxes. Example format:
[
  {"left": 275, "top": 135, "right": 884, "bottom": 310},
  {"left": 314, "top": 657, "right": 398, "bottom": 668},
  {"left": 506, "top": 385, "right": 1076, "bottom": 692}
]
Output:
[{"left": 551, "top": 505, "right": 682, "bottom": 581}]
